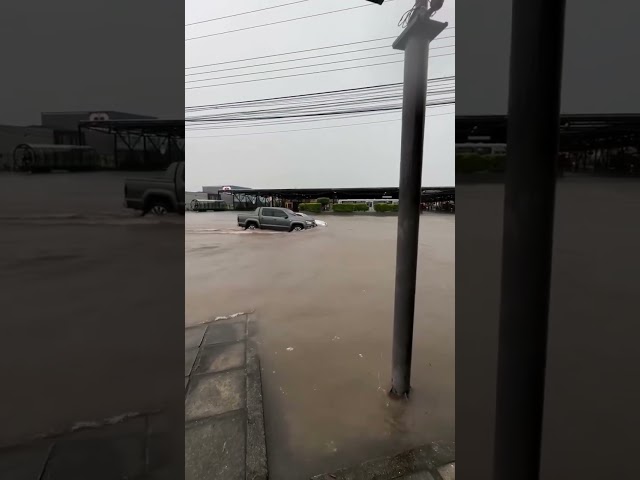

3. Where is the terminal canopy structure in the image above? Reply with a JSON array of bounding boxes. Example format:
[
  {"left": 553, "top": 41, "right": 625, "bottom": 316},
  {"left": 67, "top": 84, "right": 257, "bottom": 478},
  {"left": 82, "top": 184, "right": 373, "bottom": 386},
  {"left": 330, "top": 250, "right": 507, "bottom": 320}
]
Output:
[{"left": 79, "top": 119, "right": 184, "bottom": 169}]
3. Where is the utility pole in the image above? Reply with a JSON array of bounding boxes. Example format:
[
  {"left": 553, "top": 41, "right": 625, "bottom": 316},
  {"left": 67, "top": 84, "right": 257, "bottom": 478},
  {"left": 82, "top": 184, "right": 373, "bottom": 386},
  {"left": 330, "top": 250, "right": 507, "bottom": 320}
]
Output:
[
  {"left": 390, "top": 0, "right": 447, "bottom": 398},
  {"left": 493, "top": 1, "right": 566, "bottom": 479}
]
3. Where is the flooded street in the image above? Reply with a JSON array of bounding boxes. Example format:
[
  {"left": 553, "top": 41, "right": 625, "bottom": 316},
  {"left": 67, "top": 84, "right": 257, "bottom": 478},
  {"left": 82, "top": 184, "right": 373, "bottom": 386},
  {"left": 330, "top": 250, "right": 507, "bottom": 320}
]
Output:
[
  {"left": 185, "top": 211, "right": 455, "bottom": 479},
  {"left": 0, "top": 172, "right": 184, "bottom": 447}
]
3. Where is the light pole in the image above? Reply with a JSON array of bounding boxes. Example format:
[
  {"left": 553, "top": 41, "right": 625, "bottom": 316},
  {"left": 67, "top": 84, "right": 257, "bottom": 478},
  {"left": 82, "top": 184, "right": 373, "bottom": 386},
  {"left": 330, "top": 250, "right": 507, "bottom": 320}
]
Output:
[{"left": 390, "top": 1, "right": 447, "bottom": 398}]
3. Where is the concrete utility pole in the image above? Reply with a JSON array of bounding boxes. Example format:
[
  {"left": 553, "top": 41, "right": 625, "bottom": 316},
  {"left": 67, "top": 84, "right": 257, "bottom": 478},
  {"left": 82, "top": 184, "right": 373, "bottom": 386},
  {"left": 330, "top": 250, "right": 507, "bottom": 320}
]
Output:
[
  {"left": 390, "top": 0, "right": 447, "bottom": 398},
  {"left": 493, "top": 1, "right": 566, "bottom": 479}
]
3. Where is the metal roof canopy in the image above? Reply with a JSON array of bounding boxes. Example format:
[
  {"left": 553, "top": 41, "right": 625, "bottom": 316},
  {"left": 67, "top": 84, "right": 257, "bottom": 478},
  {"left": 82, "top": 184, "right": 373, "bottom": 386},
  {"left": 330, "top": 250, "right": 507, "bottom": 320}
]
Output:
[
  {"left": 78, "top": 119, "right": 184, "bottom": 137},
  {"left": 456, "top": 114, "right": 640, "bottom": 149},
  {"left": 219, "top": 186, "right": 455, "bottom": 201},
  {"left": 14, "top": 144, "right": 95, "bottom": 152}
]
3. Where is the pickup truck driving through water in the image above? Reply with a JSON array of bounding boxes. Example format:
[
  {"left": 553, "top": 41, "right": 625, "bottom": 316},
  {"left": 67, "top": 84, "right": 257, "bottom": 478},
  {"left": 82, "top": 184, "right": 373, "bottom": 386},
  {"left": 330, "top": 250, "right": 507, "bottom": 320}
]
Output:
[
  {"left": 237, "top": 207, "right": 316, "bottom": 232},
  {"left": 124, "top": 161, "right": 185, "bottom": 215}
]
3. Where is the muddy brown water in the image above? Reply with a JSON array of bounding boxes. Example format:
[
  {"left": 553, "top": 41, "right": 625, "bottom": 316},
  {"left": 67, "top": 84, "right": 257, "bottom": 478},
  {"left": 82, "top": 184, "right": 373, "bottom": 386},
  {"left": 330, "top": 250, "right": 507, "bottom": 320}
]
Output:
[{"left": 185, "top": 211, "right": 455, "bottom": 479}]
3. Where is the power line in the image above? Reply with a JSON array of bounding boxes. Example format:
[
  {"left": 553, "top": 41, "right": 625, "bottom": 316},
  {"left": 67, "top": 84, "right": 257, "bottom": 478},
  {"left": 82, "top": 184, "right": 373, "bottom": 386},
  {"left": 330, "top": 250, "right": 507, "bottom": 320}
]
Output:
[
  {"left": 187, "top": 36, "right": 393, "bottom": 70},
  {"left": 186, "top": 0, "right": 311, "bottom": 27},
  {"left": 186, "top": 96, "right": 455, "bottom": 130},
  {"left": 185, "top": 2, "right": 393, "bottom": 41},
  {"left": 185, "top": 30, "right": 454, "bottom": 70},
  {"left": 185, "top": 52, "right": 454, "bottom": 90},
  {"left": 186, "top": 111, "right": 454, "bottom": 139},
  {"left": 186, "top": 52, "right": 405, "bottom": 84},
  {"left": 186, "top": 102, "right": 455, "bottom": 131},
  {"left": 186, "top": 42, "right": 454, "bottom": 77},
  {"left": 186, "top": 98, "right": 455, "bottom": 126},
  {"left": 186, "top": 75, "right": 454, "bottom": 111},
  {"left": 186, "top": 87, "right": 454, "bottom": 122}
]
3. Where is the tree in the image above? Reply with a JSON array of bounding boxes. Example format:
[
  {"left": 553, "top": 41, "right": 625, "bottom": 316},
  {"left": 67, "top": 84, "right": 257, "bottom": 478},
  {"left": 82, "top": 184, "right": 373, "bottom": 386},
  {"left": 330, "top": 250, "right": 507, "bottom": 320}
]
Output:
[{"left": 317, "top": 197, "right": 331, "bottom": 211}]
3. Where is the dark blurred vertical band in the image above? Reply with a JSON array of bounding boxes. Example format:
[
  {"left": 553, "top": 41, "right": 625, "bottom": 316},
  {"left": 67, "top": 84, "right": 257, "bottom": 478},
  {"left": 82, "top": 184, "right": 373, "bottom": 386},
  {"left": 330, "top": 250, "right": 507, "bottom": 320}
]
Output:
[{"left": 493, "top": 1, "right": 566, "bottom": 479}]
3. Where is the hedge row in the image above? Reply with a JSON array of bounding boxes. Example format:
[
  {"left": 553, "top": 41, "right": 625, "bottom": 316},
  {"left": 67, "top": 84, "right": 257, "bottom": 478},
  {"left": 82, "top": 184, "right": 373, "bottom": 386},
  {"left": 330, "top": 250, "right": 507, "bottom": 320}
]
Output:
[
  {"left": 332, "top": 203, "right": 369, "bottom": 212},
  {"left": 332, "top": 203, "right": 354, "bottom": 212},
  {"left": 456, "top": 154, "right": 506, "bottom": 174},
  {"left": 299, "top": 202, "right": 322, "bottom": 213},
  {"left": 374, "top": 203, "right": 399, "bottom": 213}
]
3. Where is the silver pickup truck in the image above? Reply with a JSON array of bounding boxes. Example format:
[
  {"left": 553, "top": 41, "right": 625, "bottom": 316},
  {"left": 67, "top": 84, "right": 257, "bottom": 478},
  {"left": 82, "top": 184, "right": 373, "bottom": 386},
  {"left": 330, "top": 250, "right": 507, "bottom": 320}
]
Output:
[
  {"left": 237, "top": 207, "right": 316, "bottom": 232},
  {"left": 124, "top": 162, "right": 185, "bottom": 215}
]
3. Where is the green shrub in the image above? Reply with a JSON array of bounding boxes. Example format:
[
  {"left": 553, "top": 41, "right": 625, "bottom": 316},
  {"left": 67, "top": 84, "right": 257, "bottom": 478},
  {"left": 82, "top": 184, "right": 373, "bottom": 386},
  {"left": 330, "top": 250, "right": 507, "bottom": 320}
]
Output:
[
  {"left": 299, "top": 202, "right": 322, "bottom": 213},
  {"left": 332, "top": 203, "right": 355, "bottom": 212},
  {"left": 374, "top": 203, "right": 399, "bottom": 213},
  {"left": 317, "top": 197, "right": 331, "bottom": 206},
  {"left": 352, "top": 203, "right": 369, "bottom": 212},
  {"left": 456, "top": 154, "right": 506, "bottom": 174}
]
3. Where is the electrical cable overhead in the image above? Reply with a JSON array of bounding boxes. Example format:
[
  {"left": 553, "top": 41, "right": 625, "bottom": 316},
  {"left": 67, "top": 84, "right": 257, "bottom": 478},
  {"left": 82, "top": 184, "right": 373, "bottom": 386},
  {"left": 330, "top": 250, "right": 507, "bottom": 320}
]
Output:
[
  {"left": 186, "top": 86, "right": 454, "bottom": 122},
  {"left": 186, "top": 52, "right": 405, "bottom": 84},
  {"left": 185, "top": 98, "right": 455, "bottom": 129},
  {"left": 186, "top": 111, "right": 454, "bottom": 139},
  {"left": 185, "top": 52, "right": 455, "bottom": 90},
  {"left": 186, "top": 95, "right": 455, "bottom": 128},
  {"left": 186, "top": 75, "right": 454, "bottom": 111},
  {"left": 185, "top": 1, "right": 399, "bottom": 41},
  {"left": 186, "top": 102, "right": 455, "bottom": 131},
  {"left": 186, "top": 0, "right": 311, "bottom": 26},
  {"left": 185, "top": 29, "right": 454, "bottom": 70},
  {"left": 186, "top": 42, "right": 454, "bottom": 77}
]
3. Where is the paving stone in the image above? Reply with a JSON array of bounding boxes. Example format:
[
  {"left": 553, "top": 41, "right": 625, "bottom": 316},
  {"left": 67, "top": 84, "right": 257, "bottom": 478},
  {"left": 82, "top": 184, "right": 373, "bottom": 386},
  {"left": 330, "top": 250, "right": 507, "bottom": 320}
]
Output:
[
  {"left": 202, "top": 322, "right": 246, "bottom": 346},
  {"left": 193, "top": 342, "right": 245, "bottom": 375},
  {"left": 147, "top": 413, "right": 181, "bottom": 473},
  {"left": 437, "top": 463, "right": 455, "bottom": 480},
  {"left": 137, "top": 466, "right": 176, "bottom": 479},
  {"left": 67, "top": 416, "right": 147, "bottom": 440},
  {"left": 42, "top": 436, "right": 146, "bottom": 480},
  {"left": 402, "top": 471, "right": 435, "bottom": 480},
  {"left": 0, "top": 443, "right": 52, "bottom": 480},
  {"left": 185, "top": 370, "right": 245, "bottom": 421},
  {"left": 185, "top": 348, "right": 199, "bottom": 377},
  {"left": 185, "top": 413, "right": 245, "bottom": 480},
  {"left": 185, "top": 325, "right": 207, "bottom": 350}
]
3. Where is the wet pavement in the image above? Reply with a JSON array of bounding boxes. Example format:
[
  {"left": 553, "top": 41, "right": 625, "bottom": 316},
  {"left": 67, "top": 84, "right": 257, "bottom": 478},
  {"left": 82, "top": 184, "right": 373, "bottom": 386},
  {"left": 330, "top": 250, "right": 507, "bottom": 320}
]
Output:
[
  {"left": 184, "top": 313, "right": 267, "bottom": 480},
  {"left": 185, "top": 211, "right": 455, "bottom": 479}
]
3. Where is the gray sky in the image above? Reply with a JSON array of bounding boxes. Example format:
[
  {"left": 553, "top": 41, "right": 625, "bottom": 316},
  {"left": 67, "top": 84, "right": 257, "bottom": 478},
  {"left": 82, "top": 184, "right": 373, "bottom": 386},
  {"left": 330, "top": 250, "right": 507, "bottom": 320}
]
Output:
[
  {"left": 185, "top": 0, "right": 456, "bottom": 191},
  {"left": 0, "top": 1, "right": 183, "bottom": 126},
  {"left": 456, "top": 0, "right": 640, "bottom": 115}
]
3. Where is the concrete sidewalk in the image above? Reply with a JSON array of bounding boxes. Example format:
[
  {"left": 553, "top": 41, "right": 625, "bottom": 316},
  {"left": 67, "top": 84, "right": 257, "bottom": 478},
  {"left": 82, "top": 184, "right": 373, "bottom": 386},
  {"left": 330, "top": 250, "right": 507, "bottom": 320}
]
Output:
[
  {"left": 185, "top": 313, "right": 268, "bottom": 480},
  {"left": 0, "top": 410, "right": 179, "bottom": 479}
]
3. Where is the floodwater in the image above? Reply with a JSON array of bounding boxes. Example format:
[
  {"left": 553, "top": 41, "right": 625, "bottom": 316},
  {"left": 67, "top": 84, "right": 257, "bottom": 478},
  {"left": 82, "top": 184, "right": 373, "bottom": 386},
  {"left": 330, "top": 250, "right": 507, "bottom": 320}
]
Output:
[
  {"left": 185, "top": 211, "right": 455, "bottom": 479},
  {"left": 0, "top": 172, "right": 184, "bottom": 447}
]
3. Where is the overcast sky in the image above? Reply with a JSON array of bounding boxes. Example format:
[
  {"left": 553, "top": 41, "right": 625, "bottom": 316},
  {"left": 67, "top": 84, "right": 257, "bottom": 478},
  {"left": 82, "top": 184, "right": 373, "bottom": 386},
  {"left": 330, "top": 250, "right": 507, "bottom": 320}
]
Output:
[
  {"left": 3, "top": 0, "right": 638, "bottom": 191},
  {"left": 0, "top": 1, "right": 183, "bottom": 125},
  {"left": 185, "top": 0, "right": 456, "bottom": 191}
]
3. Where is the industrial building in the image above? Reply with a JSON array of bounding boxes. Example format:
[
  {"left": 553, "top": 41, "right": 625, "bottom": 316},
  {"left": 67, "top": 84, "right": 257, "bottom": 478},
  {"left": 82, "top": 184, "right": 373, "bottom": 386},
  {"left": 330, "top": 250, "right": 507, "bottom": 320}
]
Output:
[{"left": 1, "top": 111, "right": 183, "bottom": 171}]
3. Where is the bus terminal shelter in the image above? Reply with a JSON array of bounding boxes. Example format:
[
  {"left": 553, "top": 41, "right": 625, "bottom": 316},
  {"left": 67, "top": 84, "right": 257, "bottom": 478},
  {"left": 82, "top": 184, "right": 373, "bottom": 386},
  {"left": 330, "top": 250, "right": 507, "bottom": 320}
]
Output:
[
  {"left": 456, "top": 113, "right": 640, "bottom": 174},
  {"left": 216, "top": 186, "right": 455, "bottom": 211},
  {"left": 78, "top": 119, "right": 184, "bottom": 170}
]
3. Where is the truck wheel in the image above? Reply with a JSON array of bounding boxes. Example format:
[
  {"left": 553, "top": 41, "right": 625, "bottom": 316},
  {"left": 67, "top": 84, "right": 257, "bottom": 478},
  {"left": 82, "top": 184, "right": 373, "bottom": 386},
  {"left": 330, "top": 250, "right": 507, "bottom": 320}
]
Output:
[
  {"left": 146, "top": 198, "right": 170, "bottom": 216},
  {"left": 247, "top": 223, "right": 257, "bottom": 230},
  {"left": 292, "top": 225, "right": 303, "bottom": 232}
]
